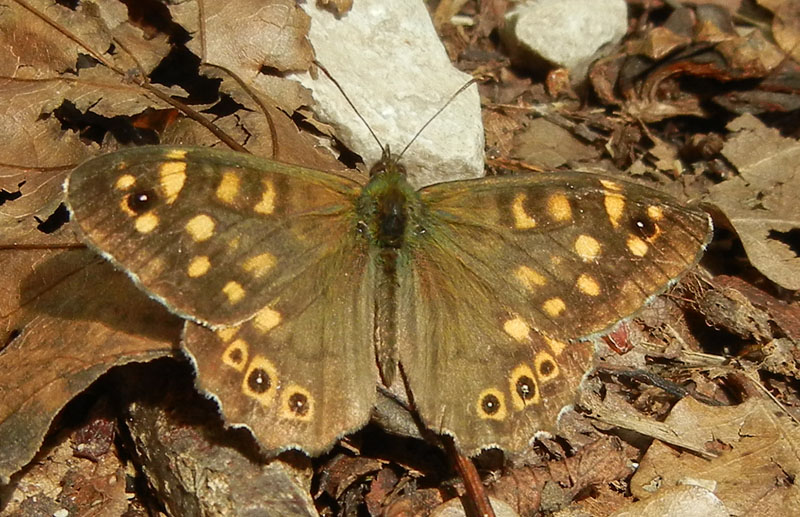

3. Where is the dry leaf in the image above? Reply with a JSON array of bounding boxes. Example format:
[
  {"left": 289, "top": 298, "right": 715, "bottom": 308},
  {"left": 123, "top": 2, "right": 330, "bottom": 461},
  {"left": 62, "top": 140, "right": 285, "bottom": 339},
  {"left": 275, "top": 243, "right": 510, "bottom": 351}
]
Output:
[
  {"left": 707, "top": 114, "right": 800, "bottom": 290},
  {"left": 630, "top": 395, "right": 800, "bottom": 514},
  {"left": 0, "top": 246, "right": 181, "bottom": 482}
]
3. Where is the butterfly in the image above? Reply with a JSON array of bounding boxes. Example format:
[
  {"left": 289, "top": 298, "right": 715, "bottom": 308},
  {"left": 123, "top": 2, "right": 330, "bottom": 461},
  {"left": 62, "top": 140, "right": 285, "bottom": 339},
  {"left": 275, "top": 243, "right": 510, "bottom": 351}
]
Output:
[{"left": 65, "top": 143, "right": 712, "bottom": 456}]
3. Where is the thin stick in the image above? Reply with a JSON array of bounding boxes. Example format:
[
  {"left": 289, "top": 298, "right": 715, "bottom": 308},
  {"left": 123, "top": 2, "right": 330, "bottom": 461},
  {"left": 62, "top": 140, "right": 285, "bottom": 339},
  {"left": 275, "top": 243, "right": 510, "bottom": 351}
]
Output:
[{"left": 445, "top": 439, "right": 496, "bottom": 517}]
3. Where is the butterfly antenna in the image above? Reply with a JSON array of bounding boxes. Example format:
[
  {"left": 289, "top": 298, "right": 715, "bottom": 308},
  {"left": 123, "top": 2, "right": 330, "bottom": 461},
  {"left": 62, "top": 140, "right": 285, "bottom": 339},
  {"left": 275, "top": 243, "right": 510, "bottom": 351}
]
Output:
[
  {"left": 315, "top": 61, "right": 386, "bottom": 154},
  {"left": 397, "top": 78, "right": 478, "bottom": 160}
]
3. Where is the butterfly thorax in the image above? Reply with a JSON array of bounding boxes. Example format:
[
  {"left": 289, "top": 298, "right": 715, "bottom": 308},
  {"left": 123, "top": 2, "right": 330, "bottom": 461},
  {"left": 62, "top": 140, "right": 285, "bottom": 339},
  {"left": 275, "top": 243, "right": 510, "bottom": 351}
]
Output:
[{"left": 356, "top": 155, "right": 424, "bottom": 254}]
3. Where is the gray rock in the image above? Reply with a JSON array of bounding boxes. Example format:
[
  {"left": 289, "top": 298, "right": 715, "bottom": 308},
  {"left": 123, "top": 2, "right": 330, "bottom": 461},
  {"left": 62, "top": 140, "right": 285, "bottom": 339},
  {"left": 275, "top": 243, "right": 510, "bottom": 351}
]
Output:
[
  {"left": 502, "top": 0, "right": 628, "bottom": 81},
  {"left": 292, "top": 0, "right": 484, "bottom": 187}
]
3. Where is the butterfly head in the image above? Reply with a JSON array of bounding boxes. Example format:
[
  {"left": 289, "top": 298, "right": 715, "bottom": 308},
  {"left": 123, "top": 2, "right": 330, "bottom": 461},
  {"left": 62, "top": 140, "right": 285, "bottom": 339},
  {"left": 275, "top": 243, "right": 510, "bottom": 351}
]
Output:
[
  {"left": 369, "top": 145, "right": 407, "bottom": 179},
  {"left": 357, "top": 148, "right": 425, "bottom": 251}
]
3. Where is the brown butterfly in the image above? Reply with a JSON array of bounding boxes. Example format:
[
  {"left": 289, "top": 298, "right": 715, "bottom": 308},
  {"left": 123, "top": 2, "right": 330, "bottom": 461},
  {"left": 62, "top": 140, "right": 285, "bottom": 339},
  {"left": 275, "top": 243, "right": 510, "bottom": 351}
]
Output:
[{"left": 66, "top": 141, "right": 711, "bottom": 456}]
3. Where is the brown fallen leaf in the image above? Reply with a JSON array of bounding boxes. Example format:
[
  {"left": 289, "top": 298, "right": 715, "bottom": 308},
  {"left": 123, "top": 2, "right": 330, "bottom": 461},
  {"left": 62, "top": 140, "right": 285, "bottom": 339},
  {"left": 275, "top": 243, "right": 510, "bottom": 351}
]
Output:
[
  {"left": 630, "top": 393, "right": 800, "bottom": 514},
  {"left": 707, "top": 113, "right": 800, "bottom": 290},
  {"left": 0, "top": 246, "right": 181, "bottom": 482}
]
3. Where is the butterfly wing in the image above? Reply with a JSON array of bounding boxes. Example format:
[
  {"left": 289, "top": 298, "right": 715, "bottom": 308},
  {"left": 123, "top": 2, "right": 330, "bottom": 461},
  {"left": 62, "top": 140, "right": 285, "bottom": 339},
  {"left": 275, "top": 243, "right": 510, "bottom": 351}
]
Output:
[
  {"left": 66, "top": 146, "right": 362, "bottom": 327},
  {"left": 68, "top": 146, "right": 378, "bottom": 455},
  {"left": 182, "top": 234, "right": 377, "bottom": 455},
  {"left": 398, "top": 171, "right": 712, "bottom": 454}
]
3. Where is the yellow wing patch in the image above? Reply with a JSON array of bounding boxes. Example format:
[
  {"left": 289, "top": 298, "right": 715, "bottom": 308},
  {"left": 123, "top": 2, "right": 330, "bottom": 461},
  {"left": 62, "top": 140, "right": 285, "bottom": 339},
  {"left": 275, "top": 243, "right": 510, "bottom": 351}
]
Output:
[
  {"left": 511, "top": 193, "right": 537, "bottom": 229},
  {"left": 222, "top": 281, "right": 246, "bottom": 304},
  {"left": 503, "top": 317, "right": 531, "bottom": 342},
  {"left": 573, "top": 234, "right": 601, "bottom": 262},
  {"left": 134, "top": 213, "right": 159, "bottom": 234},
  {"left": 252, "top": 306, "right": 281, "bottom": 334},
  {"left": 542, "top": 297, "right": 566, "bottom": 318},
  {"left": 576, "top": 273, "right": 601, "bottom": 296},
  {"left": 216, "top": 170, "right": 241, "bottom": 204},
  {"left": 242, "top": 252, "right": 277, "bottom": 279},
  {"left": 187, "top": 255, "right": 211, "bottom": 278},
  {"left": 515, "top": 265, "right": 547, "bottom": 291},
  {"left": 253, "top": 179, "right": 276, "bottom": 215},
  {"left": 546, "top": 193, "right": 572, "bottom": 222},
  {"left": 627, "top": 235, "right": 649, "bottom": 257},
  {"left": 185, "top": 214, "right": 216, "bottom": 242},
  {"left": 158, "top": 161, "right": 187, "bottom": 204}
]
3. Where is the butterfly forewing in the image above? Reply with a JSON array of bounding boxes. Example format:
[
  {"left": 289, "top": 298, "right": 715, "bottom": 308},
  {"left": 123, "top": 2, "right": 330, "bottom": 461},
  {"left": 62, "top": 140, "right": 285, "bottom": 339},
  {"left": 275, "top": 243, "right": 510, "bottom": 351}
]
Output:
[
  {"left": 66, "top": 146, "right": 362, "bottom": 327},
  {"left": 396, "top": 171, "right": 711, "bottom": 454},
  {"left": 418, "top": 172, "right": 712, "bottom": 340}
]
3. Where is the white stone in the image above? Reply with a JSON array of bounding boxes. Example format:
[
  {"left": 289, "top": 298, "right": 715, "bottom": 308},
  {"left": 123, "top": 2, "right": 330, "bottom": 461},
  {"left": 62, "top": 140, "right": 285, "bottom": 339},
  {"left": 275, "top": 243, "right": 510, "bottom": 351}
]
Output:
[
  {"left": 292, "top": 0, "right": 484, "bottom": 188},
  {"left": 503, "top": 0, "right": 628, "bottom": 81}
]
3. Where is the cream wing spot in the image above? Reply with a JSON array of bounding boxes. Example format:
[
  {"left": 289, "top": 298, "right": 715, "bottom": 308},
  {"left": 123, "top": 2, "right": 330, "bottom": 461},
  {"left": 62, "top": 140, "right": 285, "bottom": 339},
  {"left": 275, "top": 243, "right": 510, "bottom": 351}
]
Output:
[
  {"left": 647, "top": 205, "right": 664, "bottom": 221},
  {"left": 134, "top": 213, "right": 159, "bottom": 233},
  {"left": 515, "top": 265, "right": 547, "bottom": 291},
  {"left": 599, "top": 179, "right": 622, "bottom": 191},
  {"left": 115, "top": 174, "right": 136, "bottom": 191},
  {"left": 604, "top": 191, "right": 625, "bottom": 228},
  {"left": 576, "top": 273, "right": 601, "bottom": 296},
  {"left": 543, "top": 297, "right": 566, "bottom": 318},
  {"left": 252, "top": 306, "right": 281, "bottom": 334},
  {"left": 511, "top": 193, "right": 537, "bottom": 229},
  {"left": 158, "top": 161, "right": 187, "bottom": 204},
  {"left": 185, "top": 214, "right": 215, "bottom": 242},
  {"left": 574, "top": 234, "right": 601, "bottom": 262},
  {"left": 543, "top": 336, "right": 566, "bottom": 355},
  {"left": 165, "top": 149, "right": 187, "bottom": 160},
  {"left": 222, "top": 281, "right": 245, "bottom": 304},
  {"left": 254, "top": 179, "right": 276, "bottom": 215},
  {"left": 187, "top": 256, "right": 211, "bottom": 278},
  {"left": 627, "top": 235, "right": 649, "bottom": 257},
  {"left": 216, "top": 327, "right": 239, "bottom": 342},
  {"left": 503, "top": 317, "right": 531, "bottom": 342},
  {"left": 546, "top": 193, "right": 572, "bottom": 221},
  {"left": 242, "top": 252, "right": 277, "bottom": 279},
  {"left": 216, "top": 171, "right": 241, "bottom": 204}
]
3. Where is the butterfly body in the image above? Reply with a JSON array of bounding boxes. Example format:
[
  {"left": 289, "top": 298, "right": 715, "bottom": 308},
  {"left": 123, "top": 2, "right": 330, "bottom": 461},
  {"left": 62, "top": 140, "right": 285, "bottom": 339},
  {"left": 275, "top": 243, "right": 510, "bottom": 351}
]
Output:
[{"left": 66, "top": 145, "right": 712, "bottom": 456}]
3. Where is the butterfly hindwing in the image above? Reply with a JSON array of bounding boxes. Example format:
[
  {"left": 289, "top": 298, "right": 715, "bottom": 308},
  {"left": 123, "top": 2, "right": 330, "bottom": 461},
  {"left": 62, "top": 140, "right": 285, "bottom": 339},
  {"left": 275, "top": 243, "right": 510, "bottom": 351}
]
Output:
[
  {"left": 66, "top": 146, "right": 363, "bottom": 327},
  {"left": 396, "top": 171, "right": 711, "bottom": 454},
  {"left": 183, "top": 235, "right": 378, "bottom": 455}
]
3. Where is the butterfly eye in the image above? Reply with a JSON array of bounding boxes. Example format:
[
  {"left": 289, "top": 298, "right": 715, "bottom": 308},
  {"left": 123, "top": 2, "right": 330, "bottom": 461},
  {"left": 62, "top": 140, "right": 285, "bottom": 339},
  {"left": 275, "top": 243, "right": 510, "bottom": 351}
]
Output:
[
  {"left": 415, "top": 224, "right": 427, "bottom": 236},
  {"left": 126, "top": 189, "right": 158, "bottom": 213},
  {"left": 356, "top": 221, "right": 368, "bottom": 235}
]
